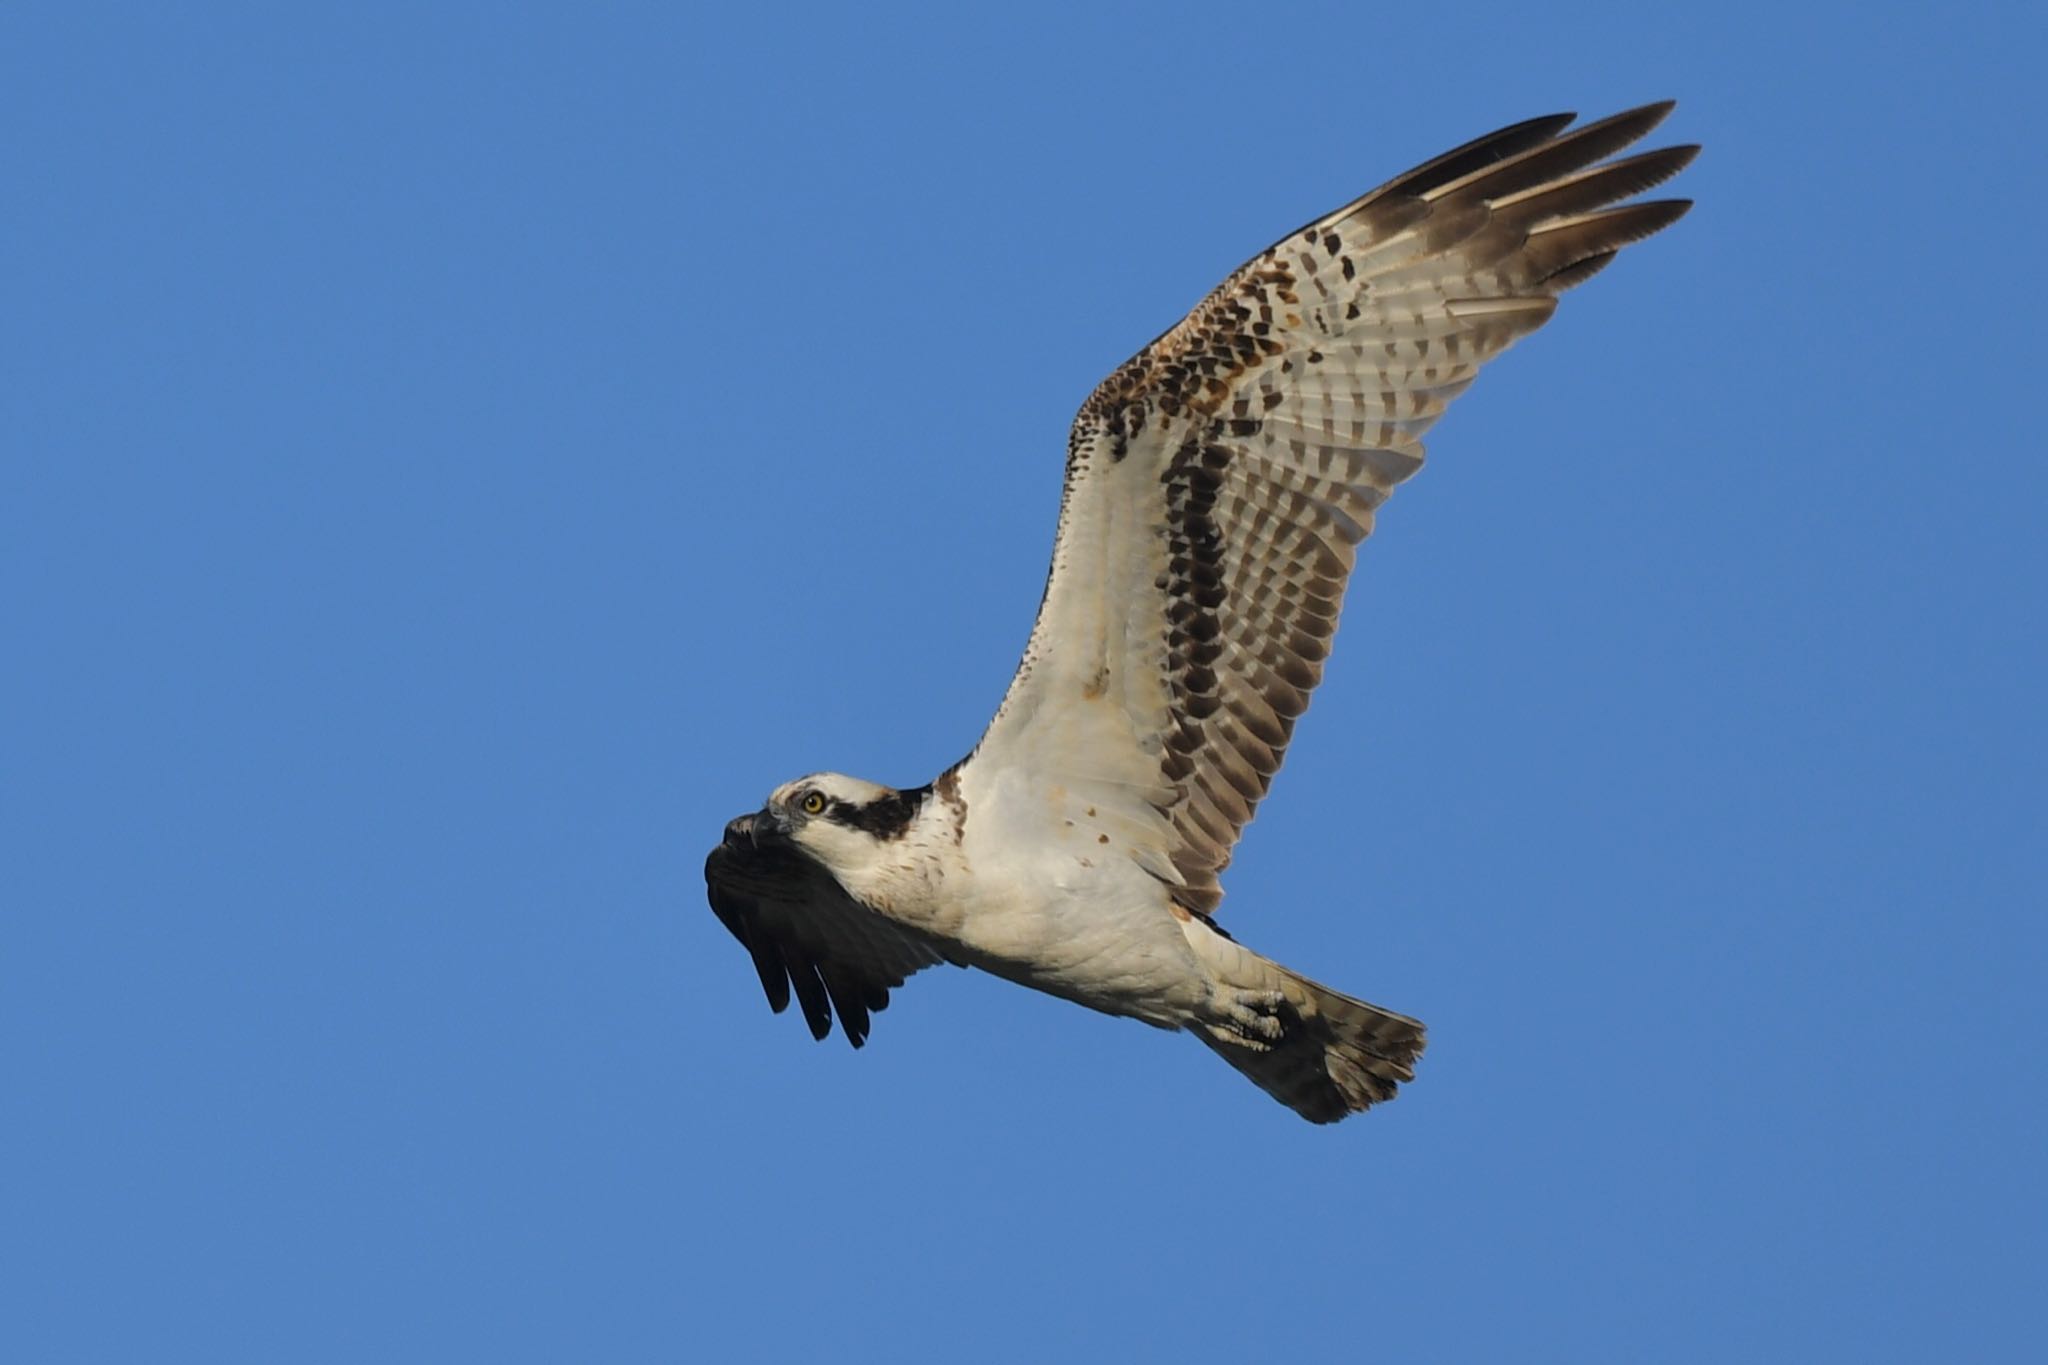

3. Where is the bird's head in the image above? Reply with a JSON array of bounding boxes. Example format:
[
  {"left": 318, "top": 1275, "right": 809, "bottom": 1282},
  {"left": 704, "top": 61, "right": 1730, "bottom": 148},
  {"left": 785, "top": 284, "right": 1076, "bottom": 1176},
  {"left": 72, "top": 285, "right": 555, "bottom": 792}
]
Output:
[{"left": 722, "top": 772, "right": 928, "bottom": 883}]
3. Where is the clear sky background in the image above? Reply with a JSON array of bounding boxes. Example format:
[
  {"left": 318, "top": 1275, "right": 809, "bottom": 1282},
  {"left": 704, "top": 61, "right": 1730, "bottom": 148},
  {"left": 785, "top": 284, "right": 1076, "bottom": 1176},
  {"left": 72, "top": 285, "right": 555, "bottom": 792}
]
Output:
[{"left": 5, "top": 3, "right": 2043, "bottom": 1361}]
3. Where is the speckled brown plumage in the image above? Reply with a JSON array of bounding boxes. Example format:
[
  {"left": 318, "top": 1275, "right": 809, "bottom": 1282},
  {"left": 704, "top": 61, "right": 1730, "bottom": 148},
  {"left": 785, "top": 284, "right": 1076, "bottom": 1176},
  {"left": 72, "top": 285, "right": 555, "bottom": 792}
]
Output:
[{"left": 980, "top": 102, "right": 1695, "bottom": 919}]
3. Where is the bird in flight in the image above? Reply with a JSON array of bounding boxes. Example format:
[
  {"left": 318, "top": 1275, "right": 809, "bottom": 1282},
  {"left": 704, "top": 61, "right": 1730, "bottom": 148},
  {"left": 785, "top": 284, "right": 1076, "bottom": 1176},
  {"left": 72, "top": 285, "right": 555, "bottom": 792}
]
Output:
[{"left": 706, "top": 102, "right": 1695, "bottom": 1123}]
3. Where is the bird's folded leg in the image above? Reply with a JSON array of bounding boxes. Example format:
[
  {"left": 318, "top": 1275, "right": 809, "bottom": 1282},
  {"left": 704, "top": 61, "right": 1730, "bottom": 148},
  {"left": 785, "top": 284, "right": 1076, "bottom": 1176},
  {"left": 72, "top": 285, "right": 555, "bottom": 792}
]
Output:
[{"left": 1211, "top": 987, "right": 1288, "bottom": 1050}]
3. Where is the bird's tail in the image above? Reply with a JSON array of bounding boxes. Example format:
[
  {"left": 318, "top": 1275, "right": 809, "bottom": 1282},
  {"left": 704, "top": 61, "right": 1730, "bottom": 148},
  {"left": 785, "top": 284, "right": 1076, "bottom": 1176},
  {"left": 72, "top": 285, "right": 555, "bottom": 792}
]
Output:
[{"left": 1193, "top": 947, "right": 1425, "bottom": 1124}]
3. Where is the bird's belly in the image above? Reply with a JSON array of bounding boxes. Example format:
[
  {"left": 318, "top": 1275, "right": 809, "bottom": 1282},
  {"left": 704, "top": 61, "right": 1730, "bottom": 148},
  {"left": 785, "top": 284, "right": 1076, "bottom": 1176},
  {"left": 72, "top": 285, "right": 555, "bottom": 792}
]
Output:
[{"left": 947, "top": 858, "right": 1208, "bottom": 1028}]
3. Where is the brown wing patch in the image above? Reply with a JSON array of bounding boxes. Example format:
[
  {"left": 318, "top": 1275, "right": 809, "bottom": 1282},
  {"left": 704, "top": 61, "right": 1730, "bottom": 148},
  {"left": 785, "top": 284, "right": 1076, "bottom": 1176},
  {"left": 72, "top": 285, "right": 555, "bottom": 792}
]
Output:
[{"left": 1082, "top": 104, "right": 1696, "bottom": 915}]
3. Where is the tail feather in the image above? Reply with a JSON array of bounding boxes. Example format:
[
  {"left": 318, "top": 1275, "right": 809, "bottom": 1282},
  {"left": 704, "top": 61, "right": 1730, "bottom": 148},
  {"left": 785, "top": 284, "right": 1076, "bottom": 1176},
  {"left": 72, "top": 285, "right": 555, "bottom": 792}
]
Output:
[{"left": 1198, "top": 964, "right": 1426, "bottom": 1124}]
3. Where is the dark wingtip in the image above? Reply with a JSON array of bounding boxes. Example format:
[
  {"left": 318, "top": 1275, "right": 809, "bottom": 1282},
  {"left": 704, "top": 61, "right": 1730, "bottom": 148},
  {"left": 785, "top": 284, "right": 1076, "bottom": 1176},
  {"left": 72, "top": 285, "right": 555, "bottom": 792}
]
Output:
[
  {"left": 1374, "top": 110, "right": 1576, "bottom": 204},
  {"left": 820, "top": 971, "right": 871, "bottom": 1050},
  {"left": 1596, "top": 99, "right": 1678, "bottom": 147},
  {"left": 789, "top": 958, "right": 833, "bottom": 1042},
  {"left": 1597, "top": 98, "right": 1678, "bottom": 135},
  {"left": 1624, "top": 198, "right": 1695, "bottom": 235},
  {"left": 1513, "top": 110, "right": 1578, "bottom": 137},
  {"left": 746, "top": 932, "right": 791, "bottom": 1015},
  {"left": 1658, "top": 144, "right": 1703, "bottom": 176},
  {"left": 706, "top": 874, "right": 796, "bottom": 1015}
]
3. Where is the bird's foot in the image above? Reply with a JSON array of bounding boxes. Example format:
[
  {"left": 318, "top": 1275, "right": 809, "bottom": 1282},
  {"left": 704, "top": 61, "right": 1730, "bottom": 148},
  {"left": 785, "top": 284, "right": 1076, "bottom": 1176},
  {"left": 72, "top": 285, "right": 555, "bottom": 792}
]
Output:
[{"left": 1212, "top": 987, "right": 1288, "bottom": 1050}]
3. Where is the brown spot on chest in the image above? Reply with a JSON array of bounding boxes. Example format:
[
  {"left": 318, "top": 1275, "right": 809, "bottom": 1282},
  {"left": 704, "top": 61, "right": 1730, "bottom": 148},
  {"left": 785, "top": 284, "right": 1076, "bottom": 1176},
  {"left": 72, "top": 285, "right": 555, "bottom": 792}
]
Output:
[{"left": 933, "top": 766, "right": 968, "bottom": 844}]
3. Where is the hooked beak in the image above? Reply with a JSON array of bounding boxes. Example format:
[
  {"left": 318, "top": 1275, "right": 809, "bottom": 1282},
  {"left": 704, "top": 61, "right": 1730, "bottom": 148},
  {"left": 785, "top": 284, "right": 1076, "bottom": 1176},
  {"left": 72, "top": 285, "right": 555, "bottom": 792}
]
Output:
[{"left": 722, "top": 809, "right": 786, "bottom": 852}]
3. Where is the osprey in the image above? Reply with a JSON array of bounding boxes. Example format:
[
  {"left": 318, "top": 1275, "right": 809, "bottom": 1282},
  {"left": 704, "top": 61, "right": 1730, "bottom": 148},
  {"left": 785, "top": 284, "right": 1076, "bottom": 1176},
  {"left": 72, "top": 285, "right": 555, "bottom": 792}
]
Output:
[{"left": 706, "top": 103, "right": 1695, "bottom": 1123}]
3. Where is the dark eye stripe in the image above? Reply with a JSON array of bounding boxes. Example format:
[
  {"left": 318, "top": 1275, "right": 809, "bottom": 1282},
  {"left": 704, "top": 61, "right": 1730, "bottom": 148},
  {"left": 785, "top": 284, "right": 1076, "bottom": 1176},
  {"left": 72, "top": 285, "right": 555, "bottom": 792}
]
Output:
[{"left": 821, "top": 788, "right": 928, "bottom": 840}]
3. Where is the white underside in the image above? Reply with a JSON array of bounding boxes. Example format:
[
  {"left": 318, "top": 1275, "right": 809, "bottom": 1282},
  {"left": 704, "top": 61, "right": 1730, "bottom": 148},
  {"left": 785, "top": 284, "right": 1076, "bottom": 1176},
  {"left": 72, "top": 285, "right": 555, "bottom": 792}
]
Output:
[{"left": 843, "top": 757, "right": 1273, "bottom": 1031}]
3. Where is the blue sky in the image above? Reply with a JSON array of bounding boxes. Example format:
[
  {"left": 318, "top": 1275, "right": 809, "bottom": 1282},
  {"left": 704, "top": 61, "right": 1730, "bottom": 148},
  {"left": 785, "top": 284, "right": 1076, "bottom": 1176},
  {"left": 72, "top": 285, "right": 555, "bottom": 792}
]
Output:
[{"left": 5, "top": 3, "right": 2043, "bottom": 1361}]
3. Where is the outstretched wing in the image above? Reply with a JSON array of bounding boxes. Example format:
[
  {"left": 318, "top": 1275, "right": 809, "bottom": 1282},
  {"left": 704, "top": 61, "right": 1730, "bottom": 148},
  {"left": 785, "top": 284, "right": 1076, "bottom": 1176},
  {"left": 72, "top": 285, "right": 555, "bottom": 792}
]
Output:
[
  {"left": 705, "top": 842, "right": 951, "bottom": 1047},
  {"left": 969, "top": 102, "right": 1695, "bottom": 915}
]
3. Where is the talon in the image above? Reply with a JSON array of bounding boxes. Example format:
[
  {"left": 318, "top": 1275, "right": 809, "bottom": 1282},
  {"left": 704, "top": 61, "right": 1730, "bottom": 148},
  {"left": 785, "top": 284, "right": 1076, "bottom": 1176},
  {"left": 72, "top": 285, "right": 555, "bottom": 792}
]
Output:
[{"left": 1220, "top": 988, "right": 1289, "bottom": 1044}]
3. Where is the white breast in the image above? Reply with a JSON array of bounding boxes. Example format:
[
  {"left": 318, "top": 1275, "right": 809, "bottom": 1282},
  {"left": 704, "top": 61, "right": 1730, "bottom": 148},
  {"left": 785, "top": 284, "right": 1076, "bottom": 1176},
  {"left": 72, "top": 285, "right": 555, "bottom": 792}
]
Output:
[{"left": 946, "top": 762, "right": 1208, "bottom": 1026}]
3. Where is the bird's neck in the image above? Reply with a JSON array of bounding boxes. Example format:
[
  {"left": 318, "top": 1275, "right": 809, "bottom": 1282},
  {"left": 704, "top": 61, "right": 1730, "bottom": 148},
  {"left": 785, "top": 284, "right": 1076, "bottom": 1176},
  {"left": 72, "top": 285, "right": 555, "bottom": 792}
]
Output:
[{"left": 839, "top": 779, "right": 966, "bottom": 929}]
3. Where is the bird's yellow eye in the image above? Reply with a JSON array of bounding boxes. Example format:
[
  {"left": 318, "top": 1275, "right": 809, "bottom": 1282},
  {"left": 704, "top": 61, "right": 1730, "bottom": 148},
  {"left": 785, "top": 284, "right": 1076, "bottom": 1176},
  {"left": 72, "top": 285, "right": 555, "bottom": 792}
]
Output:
[{"left": 800, "top": 791, "right": 826, "bottom": 816}]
